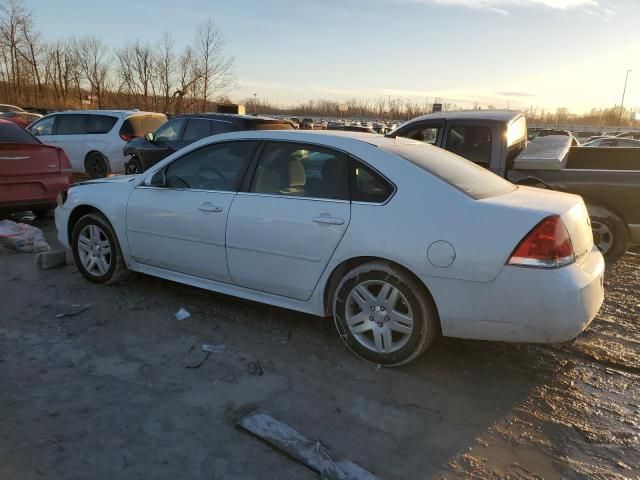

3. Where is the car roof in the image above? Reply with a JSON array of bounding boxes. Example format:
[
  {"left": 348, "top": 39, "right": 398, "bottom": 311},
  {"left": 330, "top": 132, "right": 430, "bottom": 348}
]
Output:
[
  {"left": 203, "top": 129, "right": 422, "bottom": 149},
  {"left": 404, "top": 109, "right": 523, "bottom": 123},
  {"left": 51, "top": 110, "right": 161, "bottom": 117},
  {"left": 176, "top": 113, "right": 289, "bottom": 123}
]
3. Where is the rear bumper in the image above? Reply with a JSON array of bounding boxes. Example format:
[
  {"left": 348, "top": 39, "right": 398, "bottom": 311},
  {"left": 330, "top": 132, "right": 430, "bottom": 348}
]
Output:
[
  {"left": 0, "top": 175, "right": 69, "bottom": 212},
  {"left": 424, "top": 246, "right": 605, "bottom": 344}
]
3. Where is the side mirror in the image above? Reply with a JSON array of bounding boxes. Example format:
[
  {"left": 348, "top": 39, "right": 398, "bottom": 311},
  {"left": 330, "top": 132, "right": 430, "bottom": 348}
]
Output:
[
  {"left": 144, "top": 132, "right": 154, "bottom": 142},
  {"left": 149, "top": 170, "right": 166, "bottom": 187}
]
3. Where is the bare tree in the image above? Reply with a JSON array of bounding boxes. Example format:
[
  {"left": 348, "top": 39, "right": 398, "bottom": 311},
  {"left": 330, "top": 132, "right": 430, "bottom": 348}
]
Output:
[
  {"left": 156, "top": 31, "right": 174, "bottom": 113},
  {"left": 74, "top": 36, "right": 110, "bottom": 108},
  {"left": 194, "top": 18, "right": 235, "bottom": 112}
]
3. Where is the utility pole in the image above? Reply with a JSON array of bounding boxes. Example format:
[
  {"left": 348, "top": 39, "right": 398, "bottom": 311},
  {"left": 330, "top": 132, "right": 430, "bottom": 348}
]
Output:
[{"left": 617, "top": 70, "right": 632, "bottom": 127}]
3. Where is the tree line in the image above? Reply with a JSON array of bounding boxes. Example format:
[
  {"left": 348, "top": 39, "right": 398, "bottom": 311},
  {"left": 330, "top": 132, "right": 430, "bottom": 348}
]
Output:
[{"left": 0, "top": 0, "right": 235, "bottom": 113}]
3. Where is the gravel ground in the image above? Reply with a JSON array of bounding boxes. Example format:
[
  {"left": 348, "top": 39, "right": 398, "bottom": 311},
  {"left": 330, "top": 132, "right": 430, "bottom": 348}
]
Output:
[{"left": 0, "top": 217, "right": 638, "bottom": 480}]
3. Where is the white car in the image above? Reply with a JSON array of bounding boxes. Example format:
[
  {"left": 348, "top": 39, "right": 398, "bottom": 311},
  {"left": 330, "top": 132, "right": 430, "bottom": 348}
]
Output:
[
  {"left": 29, "top": 110, "right": 166, "bottom": 178},
  {"left": 54, "top": 130, "right": 605, "bottom": 365}
]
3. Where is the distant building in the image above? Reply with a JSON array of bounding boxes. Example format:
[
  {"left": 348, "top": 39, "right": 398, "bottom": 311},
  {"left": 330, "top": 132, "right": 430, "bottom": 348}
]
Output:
[{"left": 217, "top": 104, "right": 246, "bottom": 115}]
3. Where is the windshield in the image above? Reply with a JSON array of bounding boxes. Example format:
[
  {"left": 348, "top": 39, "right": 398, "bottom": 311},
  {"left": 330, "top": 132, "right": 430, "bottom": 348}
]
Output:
[{"left": 383, "top": 143, "right": 516, "bottom": 199}]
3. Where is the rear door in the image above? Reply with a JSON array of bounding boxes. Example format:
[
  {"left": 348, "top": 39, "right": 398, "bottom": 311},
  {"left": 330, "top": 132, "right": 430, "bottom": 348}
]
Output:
[{"left": 226, "top": 141, "right": 351, "bottom": 300}]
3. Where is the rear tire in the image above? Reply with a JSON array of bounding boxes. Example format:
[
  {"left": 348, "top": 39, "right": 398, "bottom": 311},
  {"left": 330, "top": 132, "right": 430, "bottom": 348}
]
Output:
[
  {"left": 332, "top": 261, "right": 439, "bottom": 366},
  {"left": 587, "top": 205, "right": 629, "bottom": 263},
  {"left": 84, "top": 152, "right": 110, "bottom": 179},
  {"left": 71, "top": 212, "right": 129, "bottom": 285}
]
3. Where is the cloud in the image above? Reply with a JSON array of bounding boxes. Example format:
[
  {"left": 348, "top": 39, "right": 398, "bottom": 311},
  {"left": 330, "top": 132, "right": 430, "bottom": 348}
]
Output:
[
  {"left": 397, "top": 0, "right": 612, "bottom": 15},
  {"left": 495, "top": 91, "right": 537, "bottom": 97}
]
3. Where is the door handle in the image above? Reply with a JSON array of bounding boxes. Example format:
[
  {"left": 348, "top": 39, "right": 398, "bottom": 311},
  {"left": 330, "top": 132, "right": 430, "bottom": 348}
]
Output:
[
  {"left": 198, "top": 203, "right": 223, "bottom": 213},
  {"left": 312, "top": 216, "right": 345, "bottom": 225}
]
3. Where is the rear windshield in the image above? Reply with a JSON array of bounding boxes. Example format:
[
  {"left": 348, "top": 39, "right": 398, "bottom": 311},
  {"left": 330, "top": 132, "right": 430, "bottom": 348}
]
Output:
[
  {"left": 383, "top": 143, "right": 516, "bottom": 200},
  {"left": 120, "top": 114, "right": 167, "bottom": 138},
  {"left": 251, "top": 122, "right": 294, "bottom": 131},
  {"left": 0, "top": 123, "right": 41, "bottom": 144}
]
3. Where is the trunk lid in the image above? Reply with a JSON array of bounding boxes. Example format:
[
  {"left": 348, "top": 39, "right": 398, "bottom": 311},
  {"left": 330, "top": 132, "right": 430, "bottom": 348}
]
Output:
[
  {"left": 0, "top": 143, "right": 62, "bottom": 177},
  {"left": 481, "top": 185, "right": 594, "bottom": 265}
]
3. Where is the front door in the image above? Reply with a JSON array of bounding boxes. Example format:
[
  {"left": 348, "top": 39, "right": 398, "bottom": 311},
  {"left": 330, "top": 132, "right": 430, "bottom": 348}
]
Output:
[
  {"left": 226, "top": 141, "right": 351, "bottom": 300},
  {"left": 126, "top": 140, "right": 259, "bottom": 282},
  {"left": 142, "top": 117, "right": 188, "bottom": 167}
]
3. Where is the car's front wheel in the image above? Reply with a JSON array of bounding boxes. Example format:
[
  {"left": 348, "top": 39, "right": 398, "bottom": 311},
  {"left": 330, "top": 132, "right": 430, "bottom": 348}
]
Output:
[
  {"left": 71, "top": 212, "right": 129, "bottom": 284},
  {"left": 125, "top": 156, "right": 143, "bottom": 175},
  {"left": 332, "top": 262, "right": 439, "bottom": 366}
]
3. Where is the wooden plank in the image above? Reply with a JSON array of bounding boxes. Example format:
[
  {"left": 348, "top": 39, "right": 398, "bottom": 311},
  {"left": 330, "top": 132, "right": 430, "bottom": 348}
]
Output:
[{"left": 237, "top": 412, "right": 380, "bottom": 480}]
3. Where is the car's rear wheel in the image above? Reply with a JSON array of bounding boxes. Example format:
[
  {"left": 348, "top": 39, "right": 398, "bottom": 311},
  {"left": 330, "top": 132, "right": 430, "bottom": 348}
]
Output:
[
  {"left": 84, "top": 152, "right": 110, "bottom": 179},
  {"left": 332, "top": 262, "right": 439, "bottom": 366},
  {"left": 71, "top": 212, "right": 129, "bottom": 284},
  {"left": 125, "top": 156, "right": 143, "bottom": 175},
  {"left": 588, "top": 205, "right": 629, "bottom": 263}
]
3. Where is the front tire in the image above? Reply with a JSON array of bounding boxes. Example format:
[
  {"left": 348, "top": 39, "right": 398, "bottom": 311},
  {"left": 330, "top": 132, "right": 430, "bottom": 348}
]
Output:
[
  {"left": 71, "top": 212, "right": 129, "bottom": 284},
  {"left": 125, "top": 156, "right": 144, "bottom": 175},
  {"left": 588, "top": 205, "right": 629, "bottom": 263},
  {"left": 332, "top": 262, "right": 439, "bottom": 366}
]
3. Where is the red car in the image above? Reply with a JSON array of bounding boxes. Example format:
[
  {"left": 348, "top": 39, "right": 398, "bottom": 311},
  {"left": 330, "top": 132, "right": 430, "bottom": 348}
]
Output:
[
  {"left": 0, "top": 111, "right": 42, "bottom": 128},
  {"left": 0, "top": 119, "right": 72, "bottom": 217}
]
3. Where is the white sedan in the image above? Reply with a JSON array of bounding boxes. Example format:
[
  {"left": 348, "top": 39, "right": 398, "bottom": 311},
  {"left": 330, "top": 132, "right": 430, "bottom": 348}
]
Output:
[{"left": 54, "top": 130, "right": 605, "bottom": 366}]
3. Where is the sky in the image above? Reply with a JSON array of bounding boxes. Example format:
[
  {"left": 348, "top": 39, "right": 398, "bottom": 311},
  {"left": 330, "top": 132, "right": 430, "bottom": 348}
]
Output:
[{"left": 26, "top": 0, "right": 640, "bottom": 113}]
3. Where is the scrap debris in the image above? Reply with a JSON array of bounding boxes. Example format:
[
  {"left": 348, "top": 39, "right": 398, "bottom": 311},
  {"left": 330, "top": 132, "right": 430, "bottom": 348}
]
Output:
[
  {"left": 55, "top": 304, "right": 91, "bottom": 318},
  {"left": 175, "top": 307, "right": 191, "bottom": 321},
  {"left": 237, "top": 413, "right": 380, "bottom": 480}
]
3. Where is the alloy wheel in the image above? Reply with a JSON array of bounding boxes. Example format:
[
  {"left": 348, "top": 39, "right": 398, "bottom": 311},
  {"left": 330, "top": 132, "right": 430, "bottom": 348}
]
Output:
[{"left": 77, "top": 224, "right": 112, "bottom": 276}]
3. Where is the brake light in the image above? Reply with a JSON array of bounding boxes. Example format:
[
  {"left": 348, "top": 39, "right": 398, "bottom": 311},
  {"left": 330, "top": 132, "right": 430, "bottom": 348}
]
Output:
[
  {"left": 120, "top": 132, "right": 133, "bottom": 141},
  {"left": 508, "top": 215, "right": 575, "bottom": 268},
  {"left": 57, "top": 148, "right": 72, "bottom": 174}
]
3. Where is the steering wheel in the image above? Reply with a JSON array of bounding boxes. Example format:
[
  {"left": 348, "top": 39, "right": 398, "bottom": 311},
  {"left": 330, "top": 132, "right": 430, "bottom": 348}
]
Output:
[{"left": 195, "top": 166, "right": 227, "bottom": 188}]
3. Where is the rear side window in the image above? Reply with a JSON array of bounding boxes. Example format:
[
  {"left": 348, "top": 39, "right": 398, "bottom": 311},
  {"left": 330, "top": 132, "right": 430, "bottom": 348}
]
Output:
[
  {"left": 211, "top": 121, "right": 236, "bottom": 135},
  {"left": 384, "top": 143, "right": 515, "bottom": 200},
  {"left": 55, "top": 115, "right": 87, "bottom": 135},
  {"left": 350, "top": 159, "right": 394, "bottom": 203},
  {"left": 445, "top": 125, "right": 492, "bottom": 167},
  {"left": 120, "top": 114, "right": 167, "bottom": 139},
  {"left": 85, "top": 115, "right": 117, "bottom": 134},
  {"left": 0, "top": 123, "right": 41, "bottom": 144},
  {"left": 251, "top": 142, "right": 349, "bottom": 200},
  {"left": 251, "top": 122, "right": 294, "bottom": 131},
  {"left": 183, "top": 119, "right": 212, "bottom": 142}
]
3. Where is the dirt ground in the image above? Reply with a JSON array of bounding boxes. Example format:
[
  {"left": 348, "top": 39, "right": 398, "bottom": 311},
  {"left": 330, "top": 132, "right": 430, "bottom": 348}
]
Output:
[{"left": 1, "top": 217, "right": 639, "bottom": 480}]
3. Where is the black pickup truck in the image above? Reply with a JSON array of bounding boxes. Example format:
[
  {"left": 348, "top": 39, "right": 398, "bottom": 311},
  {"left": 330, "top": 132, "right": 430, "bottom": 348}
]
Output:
[{"left": 389, "top": 110, "right": 640, "bottom": 261}]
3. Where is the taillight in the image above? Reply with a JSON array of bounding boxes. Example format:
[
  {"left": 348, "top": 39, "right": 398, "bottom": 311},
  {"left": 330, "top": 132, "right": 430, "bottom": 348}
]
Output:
[
  {"left": 57, "top": 148, "right": 72, "bottom": 175},
  {"left": 508, "top": 215, "right": 575, "bottom": 268},
  {"left": 120, "top": 132, "right": 133, "bottom": 141}
]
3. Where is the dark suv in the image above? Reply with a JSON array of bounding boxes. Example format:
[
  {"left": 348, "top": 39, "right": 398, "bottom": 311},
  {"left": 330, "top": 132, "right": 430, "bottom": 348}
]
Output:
[{"left": 123, "top": 114, "right": 294, "bottom": 174}]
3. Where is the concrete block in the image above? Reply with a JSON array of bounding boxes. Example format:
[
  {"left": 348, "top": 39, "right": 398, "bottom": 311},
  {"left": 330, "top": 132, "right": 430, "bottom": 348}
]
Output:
[{"left": 36, "top": 250, "right": 66, "bottom": 270}]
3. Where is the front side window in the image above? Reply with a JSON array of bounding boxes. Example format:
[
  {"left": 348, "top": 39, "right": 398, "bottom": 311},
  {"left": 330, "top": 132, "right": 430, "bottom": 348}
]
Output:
[
  {"left": 29, "top": 116, "right": 55, "bottom": 136},
  {"left": 350, "top": 159, "right": 394, "bottom": 203},
  {"left": 164, "top": 141, "right": 258, "bottom": 191},
  {"left": 182, "top": 119, "right": 212, "bottom": 142},
  {"left": 250, "top": 143, "right": 349, "bottom": 200},
  {"left": 55, "top": 115, "right": 87, "bottom": 135},
  {"left": 401, "top": 124, "right": 440, "bottom": 145},
  {"left": 85, "top": 115, "right": 118, "bottom": 134},
  {"left": 445, "top": 125, "right": 492, "bottom": 166},
  {"left": 155, "top": 118, "right": 186, "bottom": 142}
]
